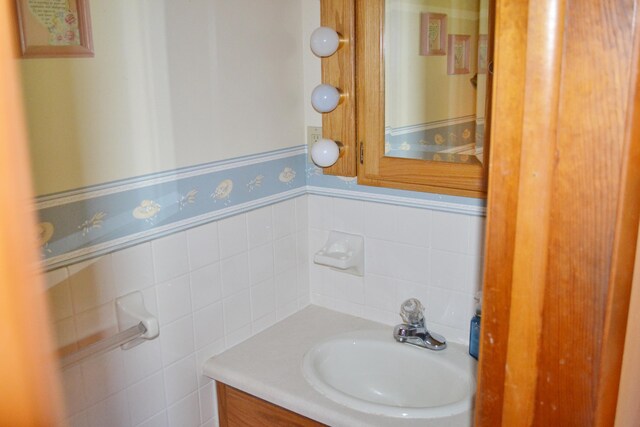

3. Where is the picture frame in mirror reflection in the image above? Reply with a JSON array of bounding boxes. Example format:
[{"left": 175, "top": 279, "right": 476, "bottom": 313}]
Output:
[
  {"left": 419, "top": 12, "right": 447, "bottom": 56},
  {"left": 447, "top": 34, "right": 470, "bottom": 75},
  {"left": 16, "top": 0, "right": 94, "bottom": 58}
]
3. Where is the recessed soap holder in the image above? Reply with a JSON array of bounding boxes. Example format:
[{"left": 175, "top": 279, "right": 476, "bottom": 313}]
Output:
[{"left": 314, "top": 231, "right": 364, "bottom": 276}]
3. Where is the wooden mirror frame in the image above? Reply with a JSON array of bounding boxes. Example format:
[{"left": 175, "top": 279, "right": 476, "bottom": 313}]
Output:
[{"left": 355, "top": 0, "right": 494, "bottom": 198}]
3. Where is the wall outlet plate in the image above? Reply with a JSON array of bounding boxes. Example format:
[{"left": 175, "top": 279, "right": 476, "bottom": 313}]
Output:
[{"left": 307, "top": 126, "right": 322, "bottom": 162}]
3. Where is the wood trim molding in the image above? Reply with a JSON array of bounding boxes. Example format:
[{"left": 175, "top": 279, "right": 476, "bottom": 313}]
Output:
[
  {"left": 474, "top": 0, "right": 528, "bottom": 422},
  {"left": 355, "top": 0, "right": 490, "bottom": 198},
  {"left": 319, "top": 0, "right": 357, "bottom": 177},
  {"left": 595, "top": 0, "right": 640, "bottom": 422},
  {"left": 0, "top": 1, "right": 64, "bottom": 424},
  {"left": 477, "top": 0, "right": 640, "bottom": 424},
  {"left": 500, "top": 0, "right": 566, "bottom": 423}
]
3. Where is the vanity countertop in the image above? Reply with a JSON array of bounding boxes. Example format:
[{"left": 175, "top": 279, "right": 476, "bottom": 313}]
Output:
[{"left": 202, "top": 305, "right": 473, "bottom": 427}]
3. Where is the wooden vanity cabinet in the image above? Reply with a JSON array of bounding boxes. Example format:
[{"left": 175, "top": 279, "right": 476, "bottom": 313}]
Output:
[{"left": 216, "top": 382, "right": 325, "bottom": 427}]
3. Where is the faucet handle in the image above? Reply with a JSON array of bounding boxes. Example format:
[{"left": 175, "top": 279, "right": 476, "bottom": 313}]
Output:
[{"left": 400, "top": 298, "right": 425, "bottom": 325}]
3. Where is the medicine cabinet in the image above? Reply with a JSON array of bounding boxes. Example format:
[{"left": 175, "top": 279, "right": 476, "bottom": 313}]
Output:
[{"left": 316, "top": 0, "right": 494, "bottom": 198}]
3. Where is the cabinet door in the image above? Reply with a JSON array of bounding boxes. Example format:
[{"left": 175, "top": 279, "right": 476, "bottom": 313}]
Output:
[
  {"left": 216, "top": 383, "right": 325, "bottom": 427},
  {"left": 355, "top": 0, "right": 494, "bottom": 198}
]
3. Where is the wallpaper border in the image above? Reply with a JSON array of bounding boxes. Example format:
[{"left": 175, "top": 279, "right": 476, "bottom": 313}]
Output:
[{"left": 37, "top": 145, "right": 486, "bottom": 270}]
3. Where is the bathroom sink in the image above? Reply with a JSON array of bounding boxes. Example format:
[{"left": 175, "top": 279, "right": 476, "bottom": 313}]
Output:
[{"left": 302, "top": 329, "right": 476, "bottom": 419}]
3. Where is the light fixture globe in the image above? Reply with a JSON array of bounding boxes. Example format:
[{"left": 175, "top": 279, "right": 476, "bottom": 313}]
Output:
[
  {"left": 311, "top": 138, "right": 341, "bottom": 167},
  {"left": 311, "top": 84, "right": 341, "bottom": 113},
  {"left": 310, "top": 26, "right": 340, "bottom": 57}
]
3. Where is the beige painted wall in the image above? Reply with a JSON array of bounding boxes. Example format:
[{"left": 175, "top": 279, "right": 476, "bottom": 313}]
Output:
[
  {"left": 21, "top": 0, "right": 305, "bottom": 196},
  {"left": 303, "top": 0, "right": 322, "bottom": 129},
  {"left": 615, "top": 218, "right": 640, "bottom": 426},
  {"left": 385, "top": 0, "right": 480, "bottom": 129}
]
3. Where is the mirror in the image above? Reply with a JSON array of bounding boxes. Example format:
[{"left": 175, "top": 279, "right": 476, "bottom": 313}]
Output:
[{"left": 383, "top": 0, "right": 489, "bottom": 165}]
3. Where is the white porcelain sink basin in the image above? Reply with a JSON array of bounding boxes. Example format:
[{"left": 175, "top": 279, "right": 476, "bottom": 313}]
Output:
[{"left": 302, "top": 329, "right": 476, "bottom": 419}]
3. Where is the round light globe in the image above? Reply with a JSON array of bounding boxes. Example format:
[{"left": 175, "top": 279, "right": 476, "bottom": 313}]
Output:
[
  {"left": 310, "top": 27, "right": 340, "bottom": 57},
  {"left": 311, "top": 84, "right": 341, "bottom": 113},
  {"left": 311, "top": 138, "right": 340, "bottom": 167}
]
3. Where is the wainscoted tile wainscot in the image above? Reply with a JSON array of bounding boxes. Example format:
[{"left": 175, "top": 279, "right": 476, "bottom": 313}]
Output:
[
  {"left": 46, "top": 195, "right": 484, "bottom": 427},
  {"left": 46, "top": 197, "right": 309, "bottom": 427},
  {"left": 44, "top": 148, "right": 485, "bottom": 427}
]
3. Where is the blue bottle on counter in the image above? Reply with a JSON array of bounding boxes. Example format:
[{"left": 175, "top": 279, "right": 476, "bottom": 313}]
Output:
[{"left": 469, "top": 292, "right": 482, "bottom": 360}]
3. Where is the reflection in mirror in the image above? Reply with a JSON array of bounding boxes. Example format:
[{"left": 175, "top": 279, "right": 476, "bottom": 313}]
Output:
[{"left": 384, "top": 0, "right": 489, "bottom": 165}]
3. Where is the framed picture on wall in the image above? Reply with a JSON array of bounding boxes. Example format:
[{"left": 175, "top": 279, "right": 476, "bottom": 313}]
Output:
[
  {"left": 447, "top": 34, "right": 470, "bottom": 74},
  {"left": 16, "top": 0, "right": 94, "bottom": 58},
  {"left": 478, "top": 35, "right": 488, "bottom": 73},
  {"left": 419, "top": 13, "right": 447, "bottom": 56}
]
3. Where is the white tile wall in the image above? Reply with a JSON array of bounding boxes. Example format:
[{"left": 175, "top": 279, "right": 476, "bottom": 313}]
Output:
[
  {"left": 46, "top": 194, "right": 483, "bottom": 426},
  {"left": 47, "top": 196, "right": 310, "bottom": 427},
  {"left": 307, "top": 195, "right": 484, "bottom": 344}
]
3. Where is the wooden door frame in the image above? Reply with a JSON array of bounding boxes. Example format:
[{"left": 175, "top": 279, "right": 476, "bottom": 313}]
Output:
[
  {"left": 0, "top": 1, "right": 64, "bottom": 425},
  {"left": 476, "top": 0, "right": 640, "bottom": 425}
]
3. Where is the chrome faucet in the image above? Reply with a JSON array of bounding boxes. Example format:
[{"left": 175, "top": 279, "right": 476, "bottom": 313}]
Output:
[{"left": 393, "top": 298, "right": 447, "bottom": 351}]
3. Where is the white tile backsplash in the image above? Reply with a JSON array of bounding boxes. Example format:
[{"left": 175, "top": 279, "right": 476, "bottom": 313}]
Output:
[
  {"left": 53, "top": 317, "right": 78, "bottom": 349},
  {"left": 127, "top": 372, "right": 167, "bottom": 426},
  {"left": 193, "top": 303, "right": 224, "bottom": 350},
  {"left": 295, "top": 196, "right": 309, "bottom": 232},
  {"left": 160, "top": 315, "right": 195, "bottom": 366},
  {"left": 248, "top": 243, "right": 274, "bottom": 285},
  {"left": 47, "top": 278, "right": 73, "bottom": 321},
  {"left": 167, "top": 391, "right": 201, "bottom": 427},
  {"left": 163, "top": 355, "right": 198, "bottom": 406},
  {"left": 332, "top": 197, "right": 365, "bottom": 235},
  {"left": 364, "top": 201, "right": 398, "bottom": 241},
  {"left": 136, "top": 411, "right": 168, "bottom": 427},
  {"left": 429, "top": 249, "right": 472, "bottom": 292},
  {"left": 217, "top": 214, "right": 248, "bottom": 259},
  {"left": 273, "top": 235, "right": 297, "bottom": 274},
  {"left": 61, "top": 365, "right": 86, "bottom": 416},
  {"left": 74, "top": 302, "right": 117, "bottom": 342},
  {"left": 246, "top": 206, "right": 273, "bottom": 249},
  {"left": 220, "top": 253, "right": 250, "bottom": 298},
  {"left": 156, "top": 274, "right": 192, "bottom": 325},
  {"left": 250, "top": 278, "right": 276, "bottom": 321},
  {"left": 112, "top": 243, "right": 155, "bottom": 296},
  {"left": 396, "top": 205, "right": 432, "bottom": 247},
  {"left": 272, "top": 198, "right": 297, "bottom": 239},
  {"left": 68, "top": 256, "right": 116, "bottom": 314},
  {"left": 86, "top": 390, "right": 131, "bottom": 427},
  {"left": 198, "top": 382, "right": 216, "bottom": 425},
  {"left": 45, "top": 195, "right": 483, "bottom": 427},
  {"left": 81, "top": 349, "right": 127, "bottom": 406},
  {"left": 222, "top": 290, "right": 252, "bottom": 334},
  {"left": 308, "top": 195, "right": 483, "bottom": 344},
  {"left": 189, "top": 262, "right": 222, "bottom": 311},
  {"left": 122, "top": 339, "right": 163, "bottom": 387},
  {"left": 66, "top": 408, "right": 89, "bottom": 427},
  {"left": 224, "top": 324, "right": 252, "bottom": 349},
  {"left": 308, "top": 194, "right": 333, "bottom": 230},
  {"left": 187, "top": 222, "right": 220, "bottom": 271},
  {"left": 152, "top": 233, "right": 190, "bottom": 284},
  {"left": 431, "top": 210, "right": 470, "bottom": 253}
]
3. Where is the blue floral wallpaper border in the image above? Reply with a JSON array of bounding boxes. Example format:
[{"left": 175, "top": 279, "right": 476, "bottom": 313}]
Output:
[
  {"left": 37, "top": 145, "right": 486, "bottom": 270},
  {"left": 384, "top": 117, "right": 484, "bottom": 164},
  {"left": 37, "top": 147, "right": 306, "bottom": 269}
]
